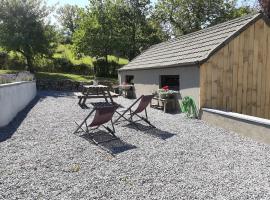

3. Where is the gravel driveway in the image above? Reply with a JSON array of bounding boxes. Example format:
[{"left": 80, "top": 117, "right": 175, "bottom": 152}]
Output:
[{"left": 1, "top": 91, "right": 270, "bottom": 200}]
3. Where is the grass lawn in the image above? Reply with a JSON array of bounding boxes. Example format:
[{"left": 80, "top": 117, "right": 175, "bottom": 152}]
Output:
[
  {"left": 0, "top": 69, "right": 19, "bottom": 74},
  {"left": 35, "top": 72, "right": 94, "bottom": 82},
  {"left": 0, "top": 70, "right": 93, "bottom": 82},
  {"left": 0, "top": 70, "right": 119, "bottom": 83}
]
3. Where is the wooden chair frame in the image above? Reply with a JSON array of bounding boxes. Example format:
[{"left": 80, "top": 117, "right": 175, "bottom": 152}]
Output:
[
  {"left": 113, "top": 95, "right": 156, "bottom": 130},
  {"left": 73, "top": 105, "right": 118, "bottom": 144}
]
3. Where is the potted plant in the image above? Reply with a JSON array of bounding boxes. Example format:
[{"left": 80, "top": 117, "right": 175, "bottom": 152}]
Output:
[{"left": 158, "top": 86, "right": 179, "bottom": 99}]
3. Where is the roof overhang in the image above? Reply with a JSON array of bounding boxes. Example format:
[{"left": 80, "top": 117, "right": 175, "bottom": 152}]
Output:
[{"left": 118, "top": 61, "right": 200, "bottom": 72}]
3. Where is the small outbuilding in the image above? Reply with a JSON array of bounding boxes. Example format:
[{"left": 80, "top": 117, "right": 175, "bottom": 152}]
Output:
[{"left": 118, "top": 12, "right": 270, "bottom": 121}]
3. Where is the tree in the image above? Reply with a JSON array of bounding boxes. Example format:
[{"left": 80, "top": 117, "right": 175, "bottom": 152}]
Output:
[
  {"left": 154, "top": 0, "right": 255, "bottom": 37},
  {"left": 116, "top": 0, "right": 168, "bottom": 59},
  {"left": 73, "top": 0, "right": 167, "bottom": 62},
  {"left": 259, "top": 0, "right": 270, "bottom": 17},
  {"left": 0, "top": 0, "right": 56, "bottom": 72},
  {"left": 57, "top": 4, "right": 82, "bottom": 41},
  {"left": 73, "top": 0, "right": 118, "bottom": 62}
]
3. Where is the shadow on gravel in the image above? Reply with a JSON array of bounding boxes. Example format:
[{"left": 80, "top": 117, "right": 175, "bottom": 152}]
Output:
[
  {"left": 38, "top": 90, "right": 76, "bottom": 99},
  {"left": 0, "top": 96, "right": 41, "bottom": 143},
  {"left": 124, "top": 123, "right": 176, "bottom": 140},
  {"left": 80, "top": 131, "right": 137, "bottom": 155}
]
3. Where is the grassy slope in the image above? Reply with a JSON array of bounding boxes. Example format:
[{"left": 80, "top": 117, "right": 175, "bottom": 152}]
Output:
[
  {"left": 0, "top": 70, "right": 93, "bottom": 82},
  {"left": 0, "top": 69, "right": 19, "bottom": 74},
  {"left": 54, "top": 44, "right": 129, "bottom": 66},
  {"left": 53, "top": 44, "right": 94, "bottom": 66},
  {"left": 35, "top": 72, "right": 93, "bottom": 82},
  {"left": 0, "top": 44, "right": 128, "bottom": 82}
]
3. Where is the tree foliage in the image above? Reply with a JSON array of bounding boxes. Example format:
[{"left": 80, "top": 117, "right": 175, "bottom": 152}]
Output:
[
  {"left": 154, "top": 0, "right": 255, "bottom": 36},
  {"left": 57, "top": 4, "right": 82, "bottom": 39},
  {"left": 73, "top": 0, "right": 118, "bottom": 61},
  {"left": 0, "top": 0, "right": 56, "bottom": 72},
  {"left": 115, "top": 0, "right": 168, "bottom": 59},
  {"left": 73, "top": 0, "right": 167, "bottom": 61}
]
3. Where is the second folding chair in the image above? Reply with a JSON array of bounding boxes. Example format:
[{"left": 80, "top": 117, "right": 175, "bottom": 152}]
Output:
[{"left": 113, "top": 95, "right": 156, "bottom": 130}]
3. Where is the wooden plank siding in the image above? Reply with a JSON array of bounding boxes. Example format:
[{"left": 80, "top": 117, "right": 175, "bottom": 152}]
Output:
[
  {"left": 200, "top": 19, "right": 270, "bottom": 120},
  {"left": 266, "top": 25, "right": 270, "bottom": 119}
]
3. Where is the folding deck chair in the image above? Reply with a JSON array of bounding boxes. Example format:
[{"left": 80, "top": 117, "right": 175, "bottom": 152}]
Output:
[
  {"left": 73, "top": 103, "right": 118, "bottom": 144},
  {"left": 113, "top": 95, "right": 156, "bottom": 130}
]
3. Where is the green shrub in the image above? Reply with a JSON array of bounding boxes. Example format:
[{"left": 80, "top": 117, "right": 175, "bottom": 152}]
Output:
[
  {"left": 34, "top": 56, "right": 54, "bottom": 72},
  {"left": 0, "top": 52, "right": 8, "bottom": 69},
  {"left": 53, "top": 57, "right": 73, "bottom": 73},
  {"left": 73, "top": 63, "right": 94, "bottom": 75},
  {"left": 6, "top": 52, "right": 26, "bottom": 70},
  {"left": 93, "top": 57, "right": 123, "bottom": 78}
]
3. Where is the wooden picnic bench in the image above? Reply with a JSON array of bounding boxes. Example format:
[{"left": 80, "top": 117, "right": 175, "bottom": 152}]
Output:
[{"left": 77, "top": 84, "right": 120, "bottom": 106}]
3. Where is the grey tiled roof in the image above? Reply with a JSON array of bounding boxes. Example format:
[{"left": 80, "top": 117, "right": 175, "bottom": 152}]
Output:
[{"left": 119, "top": 13, "right": 262, "bottom": 71}]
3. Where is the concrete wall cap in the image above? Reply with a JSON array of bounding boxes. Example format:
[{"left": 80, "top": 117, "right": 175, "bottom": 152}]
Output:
[{"left": 202, "top": 108, "right": 270, "bottom": 127}]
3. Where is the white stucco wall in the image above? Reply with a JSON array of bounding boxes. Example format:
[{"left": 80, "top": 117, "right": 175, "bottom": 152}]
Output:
[
  {"left": 0, "top": 81, "right": 37, "bottom": 127},
  {"left": 118, "top": 65, "right": 200, "bottom": 106}
]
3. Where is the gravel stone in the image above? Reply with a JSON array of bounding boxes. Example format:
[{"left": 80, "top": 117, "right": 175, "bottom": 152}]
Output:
[{"left": 1, "top": 91, "right": 270, "bottom": 199}]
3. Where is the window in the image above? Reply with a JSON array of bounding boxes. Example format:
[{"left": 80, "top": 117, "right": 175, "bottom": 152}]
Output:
[
  {"left": 125, "top": 75, "right": 134, "bottom": 84},
  {"left": 160, "top": 75, "right": 179, "bottom": 91}
]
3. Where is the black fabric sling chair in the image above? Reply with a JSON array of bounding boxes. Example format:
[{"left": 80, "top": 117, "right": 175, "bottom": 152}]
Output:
[
  {"left": 74, "top": 103, "right": 118, "bottom": 144},
  {"left": 113, "top": 95, "right": 156, "bottom": 130}
]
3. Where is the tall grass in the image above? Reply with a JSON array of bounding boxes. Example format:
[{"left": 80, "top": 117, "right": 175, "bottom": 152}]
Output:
[
  {"left": 54, "top": 45, "right": 129, "bottom": 66},
  {"left": 53, "top": 44, "right": 95, "bottom": 66}
]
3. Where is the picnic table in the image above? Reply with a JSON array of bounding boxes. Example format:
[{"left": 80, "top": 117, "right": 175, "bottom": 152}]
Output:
[{"left": 78, "top": 84, "right": 119, "bottom": 106}]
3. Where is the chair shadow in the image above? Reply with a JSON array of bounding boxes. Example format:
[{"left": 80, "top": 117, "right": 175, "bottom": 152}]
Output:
[
  {"left": 79, "top": 130, "right": 137, "bottom": 155},
  {"left": 0, "top": 96, "right": 41, "bottom": 143},
  {"left": 124, "top": 123, "right": 176, "bottom": 140}
]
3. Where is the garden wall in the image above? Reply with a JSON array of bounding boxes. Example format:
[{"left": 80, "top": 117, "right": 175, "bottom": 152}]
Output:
[
  {"left": 201, "top": 108, "right": 270, "bottom": 145},
  {"left": 0, "top": 81, "right": 36, "bottom": 127}
]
